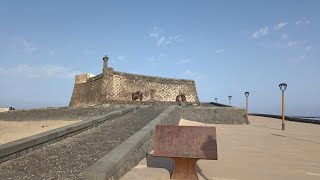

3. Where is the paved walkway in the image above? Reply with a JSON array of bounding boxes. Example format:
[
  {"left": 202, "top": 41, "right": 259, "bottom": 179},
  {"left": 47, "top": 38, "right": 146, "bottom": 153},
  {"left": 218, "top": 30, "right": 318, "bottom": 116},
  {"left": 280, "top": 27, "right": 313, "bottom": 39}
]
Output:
[
  {"left": 122, "top": 116, "right": 320, "bottom": 180},
  {"left": 0, "top": 108, "right": 164, "bottom": 180}
]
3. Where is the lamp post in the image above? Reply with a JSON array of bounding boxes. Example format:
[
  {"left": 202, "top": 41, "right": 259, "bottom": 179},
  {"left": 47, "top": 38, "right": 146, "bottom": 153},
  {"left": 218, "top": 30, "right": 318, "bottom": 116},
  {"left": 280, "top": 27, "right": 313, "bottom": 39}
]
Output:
[
  {"left": 215, "top": 98, "right": 218, "bottom": 103},
  {"left": 245, "top": 92, "right": 249, "bottom": 118},
  {"left": 279, "top": 83, "right": 287, "bottom": 130},
  {"left": 228, "top": 96, "right": 232, "bottom": 106}
]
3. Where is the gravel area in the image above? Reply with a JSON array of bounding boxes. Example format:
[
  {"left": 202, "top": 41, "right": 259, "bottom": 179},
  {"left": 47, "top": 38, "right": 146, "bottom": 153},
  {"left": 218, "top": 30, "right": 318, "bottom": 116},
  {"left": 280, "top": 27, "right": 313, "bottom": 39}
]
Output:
[{"left": 0, "top": 108, "right": 164, "bottom": 180}]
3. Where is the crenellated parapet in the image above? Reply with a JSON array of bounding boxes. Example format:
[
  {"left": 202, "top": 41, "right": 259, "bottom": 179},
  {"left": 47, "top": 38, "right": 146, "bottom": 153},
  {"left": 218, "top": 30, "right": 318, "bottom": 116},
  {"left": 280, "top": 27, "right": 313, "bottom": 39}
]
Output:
[{"left": 74, "top": 74, "right": 96, "bottom": 84}]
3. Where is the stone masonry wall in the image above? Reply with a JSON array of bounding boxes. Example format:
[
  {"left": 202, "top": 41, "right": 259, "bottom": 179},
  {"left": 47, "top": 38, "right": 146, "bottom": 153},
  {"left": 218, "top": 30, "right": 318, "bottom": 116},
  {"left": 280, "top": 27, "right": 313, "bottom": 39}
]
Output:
[
  {"left": 70, "top": 70, "right": 199, "bottom": 107},
  {"left": 111, "top": 71, "right": 199, "bottom": 103},
  {"left": 69, "top": 77, "right": 103, "bottom": 106}
]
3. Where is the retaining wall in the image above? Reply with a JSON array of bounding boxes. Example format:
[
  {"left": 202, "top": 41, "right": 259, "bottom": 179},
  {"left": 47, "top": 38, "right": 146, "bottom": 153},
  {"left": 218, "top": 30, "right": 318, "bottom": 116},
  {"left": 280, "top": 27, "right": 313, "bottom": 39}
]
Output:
[
  {"left": 0, "top": 106, "right": 119, "bottom": 121},
  {"left": 180, "top": 106, "right": 248, "bottom": 124}
]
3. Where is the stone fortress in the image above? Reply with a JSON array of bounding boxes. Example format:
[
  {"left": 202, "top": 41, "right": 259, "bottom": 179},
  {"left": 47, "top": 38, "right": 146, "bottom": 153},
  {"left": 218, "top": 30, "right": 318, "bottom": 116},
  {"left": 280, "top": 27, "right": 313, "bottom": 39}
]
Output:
[{"left": 69, "top": 55, "right": 199, "bottom": 107}]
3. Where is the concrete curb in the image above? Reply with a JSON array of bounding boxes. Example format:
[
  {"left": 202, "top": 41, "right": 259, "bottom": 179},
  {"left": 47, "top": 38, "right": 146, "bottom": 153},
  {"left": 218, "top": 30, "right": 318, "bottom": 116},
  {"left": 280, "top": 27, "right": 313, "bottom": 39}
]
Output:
[
  {"left": 83, "top": 105, "right": 180, "bottom": 180},
  {"left": 0, "top": 106, "right": 137, "bottom": 163}
]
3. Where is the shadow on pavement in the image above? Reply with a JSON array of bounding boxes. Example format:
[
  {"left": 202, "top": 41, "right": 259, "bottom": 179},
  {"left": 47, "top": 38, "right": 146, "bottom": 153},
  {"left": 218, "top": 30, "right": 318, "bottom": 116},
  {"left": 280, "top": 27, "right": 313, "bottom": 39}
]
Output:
[
  {"left": 146, "top": 153, "right": 173, "bottom": 176},
  {"left": 271, "top": 134, "right": 320, "bottom": 145},
  {"left": 250, "top": 124, "right": 281, "bottom": 130},
  {"left": 196, "top": 164, "right": 209, "bottom": 180},
  {"left": 146, "top": 153, "right": 211, "bottom": 179}
]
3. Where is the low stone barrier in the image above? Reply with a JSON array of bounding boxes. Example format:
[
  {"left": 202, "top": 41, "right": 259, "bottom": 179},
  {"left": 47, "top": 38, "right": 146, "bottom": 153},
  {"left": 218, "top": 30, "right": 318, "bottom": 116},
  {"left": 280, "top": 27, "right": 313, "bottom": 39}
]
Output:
[
  {"left": 180, "top": 106, "right": 248, "bottom": 124},
  {"left": 83, "top": 105, "right": 247, "bottom": 180},
  {"left": 0, "top": 106, "right": 137, "bottom": 163},
  {"left": 0, "top": 105, "right": 125, "bottom": 121}
]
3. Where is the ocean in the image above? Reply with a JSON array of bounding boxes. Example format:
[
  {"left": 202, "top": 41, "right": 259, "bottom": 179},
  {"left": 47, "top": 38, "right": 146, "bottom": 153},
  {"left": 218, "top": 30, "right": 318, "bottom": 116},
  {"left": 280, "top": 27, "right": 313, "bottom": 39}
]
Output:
[{"left": 289, "top": 116, "right": 320, "bottom": 121}]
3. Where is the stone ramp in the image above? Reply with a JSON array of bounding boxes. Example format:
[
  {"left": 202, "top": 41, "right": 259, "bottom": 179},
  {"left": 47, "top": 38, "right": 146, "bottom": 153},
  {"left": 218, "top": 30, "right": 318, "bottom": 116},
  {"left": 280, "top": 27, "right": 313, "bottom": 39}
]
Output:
[{"left": 0, "top": 108, "right": 164, "bottom": 180}]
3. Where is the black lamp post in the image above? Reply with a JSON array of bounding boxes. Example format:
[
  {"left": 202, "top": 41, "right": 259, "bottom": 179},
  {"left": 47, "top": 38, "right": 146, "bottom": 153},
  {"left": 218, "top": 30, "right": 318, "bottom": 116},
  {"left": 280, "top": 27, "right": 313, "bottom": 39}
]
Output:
[
  {"left": 279, "top": 83, "right": 287, "bottom": 130},
  {"left": 245, "top": 92, "right": 249, "bottom": 118},
  {"left": 228, "top": 96, "right": 232, "bottom": 106}
]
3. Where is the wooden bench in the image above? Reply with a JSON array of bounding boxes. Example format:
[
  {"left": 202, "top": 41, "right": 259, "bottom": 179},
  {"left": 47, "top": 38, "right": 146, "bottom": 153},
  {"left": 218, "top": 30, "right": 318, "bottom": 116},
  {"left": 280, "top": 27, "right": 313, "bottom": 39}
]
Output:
[{"left": 154, "top": 125, "right": 218, "bottom": 180}]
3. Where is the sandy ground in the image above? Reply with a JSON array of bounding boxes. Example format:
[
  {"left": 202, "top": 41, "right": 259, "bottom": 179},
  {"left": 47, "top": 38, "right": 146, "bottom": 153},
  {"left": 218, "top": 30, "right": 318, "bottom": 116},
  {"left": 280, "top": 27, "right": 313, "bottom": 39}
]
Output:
[
  {"left": 0, "top": 120, "right": 79, "bottom": 145},
  {"left": 121, "top": 116, "right": 320, "bottom": 180}
]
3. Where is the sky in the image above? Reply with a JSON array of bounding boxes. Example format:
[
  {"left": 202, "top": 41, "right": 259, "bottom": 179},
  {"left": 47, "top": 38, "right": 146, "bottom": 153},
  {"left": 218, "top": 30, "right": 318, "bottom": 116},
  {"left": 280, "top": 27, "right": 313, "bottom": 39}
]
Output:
[{"left": 0, "top": 0, "right": 319, "bottom": 116}]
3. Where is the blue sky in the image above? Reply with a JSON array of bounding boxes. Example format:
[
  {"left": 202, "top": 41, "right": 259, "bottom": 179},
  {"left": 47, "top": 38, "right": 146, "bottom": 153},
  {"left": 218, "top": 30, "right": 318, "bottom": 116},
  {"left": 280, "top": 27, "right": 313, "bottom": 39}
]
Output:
[{"left": 0, "top": 1, "right": 319, "bottom": 116}]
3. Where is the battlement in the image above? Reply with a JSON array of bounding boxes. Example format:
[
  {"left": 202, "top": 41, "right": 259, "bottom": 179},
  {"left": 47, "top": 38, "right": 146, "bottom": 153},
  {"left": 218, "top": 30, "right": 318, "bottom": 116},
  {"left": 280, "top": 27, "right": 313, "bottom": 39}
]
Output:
[
  {"left": 112, "top": 71, "right": 195, "bottom": 84},
  {"left": 69, "top": 55, "right": 199, "bottom": 107},
  {"left": 75, "top": 73, "right": 96, "bottom": 84}
]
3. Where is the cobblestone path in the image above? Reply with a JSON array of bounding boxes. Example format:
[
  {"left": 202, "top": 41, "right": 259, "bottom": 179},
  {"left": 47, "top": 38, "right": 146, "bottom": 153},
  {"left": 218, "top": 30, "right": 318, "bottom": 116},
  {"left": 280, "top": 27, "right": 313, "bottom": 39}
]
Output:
[{"left": 0, "top": 108, "right": 164, "bottom": 180}]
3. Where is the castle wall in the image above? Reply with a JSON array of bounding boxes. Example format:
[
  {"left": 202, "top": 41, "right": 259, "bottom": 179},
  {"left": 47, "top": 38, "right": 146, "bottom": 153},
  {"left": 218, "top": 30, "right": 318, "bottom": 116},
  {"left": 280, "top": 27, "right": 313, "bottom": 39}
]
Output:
[
  {"left": 69, "top": 76, "right": 103, "bottom": 106},
  {"left": 69, "top": 64, "right": 199, "bottom": 107},
  {"left": 112, "top": 71, "right": 199, "bottom": 102}
]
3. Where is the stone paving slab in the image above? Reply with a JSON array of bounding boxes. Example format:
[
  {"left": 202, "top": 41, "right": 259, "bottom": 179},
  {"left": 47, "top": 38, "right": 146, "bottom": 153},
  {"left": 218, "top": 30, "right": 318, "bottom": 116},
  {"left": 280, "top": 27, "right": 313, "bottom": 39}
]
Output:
[{"left": 0, "top": 108, "right": 164, "bottom": 180}]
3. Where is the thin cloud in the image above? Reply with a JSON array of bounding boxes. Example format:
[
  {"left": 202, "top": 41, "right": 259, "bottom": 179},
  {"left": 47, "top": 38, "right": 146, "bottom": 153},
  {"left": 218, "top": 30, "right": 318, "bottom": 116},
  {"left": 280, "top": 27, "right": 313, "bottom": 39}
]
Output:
[
  {"left": 252, "top": 26, "right": 269, "bottom": 39},
  {"left": 146, "top": 53, "right": 165, "bottom": 63},
  {"left": 176, "top": 58, "right": 191, "bottom": 65},
  {"left": 0, "top": 65, "right": 79, "bottom": 79},
  {"left": 82, "top": 49, "right": 97, "bottom": 55},
  {"left": 149, "top": 26, "right": 181, "bottom": 46},
  {"left": 288, "top": 55, "right": 309, "bottom": 63},
  {"left": 10, "top": 38, "right": 37, "bottom": 54},
  {"left": 274, "top": 22, "right": 288, "bottom": 31},
  {"left": 49, "top": 50, "right": 55, "bottom": 56},
  {"left": 281, "top": 34, "right": 289, "bottom": 40},
  {"left": 296, "top": 20, "right": 311, "bottom": 25},
  {"left": 149, "top": 31, "right": 159, "bottom": 38},
  {"left": 157, "top": 37, "right": 166, "bottom": 46},
  {"left": 181, "top": 69, "right": 205, "bottom": 80},
  {"left": 305, "top": 46, "right": 312, "bottom": 51},
  {"left": 215, "top": 49, "right": 225, "bottom": 53},
  {"left": 116, "top": 55, "right": 127, "bottom": 61},
  {"left": 288, "top": 41, "right": 297, "bottom": 47}
]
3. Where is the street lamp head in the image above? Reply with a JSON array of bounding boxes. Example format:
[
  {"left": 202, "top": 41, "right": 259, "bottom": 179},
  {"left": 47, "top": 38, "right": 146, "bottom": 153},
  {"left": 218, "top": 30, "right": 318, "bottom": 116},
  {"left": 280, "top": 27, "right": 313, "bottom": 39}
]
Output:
[
  {"left": 279, "top": 83, "right": 287, "bottom": 92},
  {"left": 245, "top": 92, "right": 249, "bottom": 97},
  {"left": 228, "top": 96, "right": 232, "bottom": 100}
]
